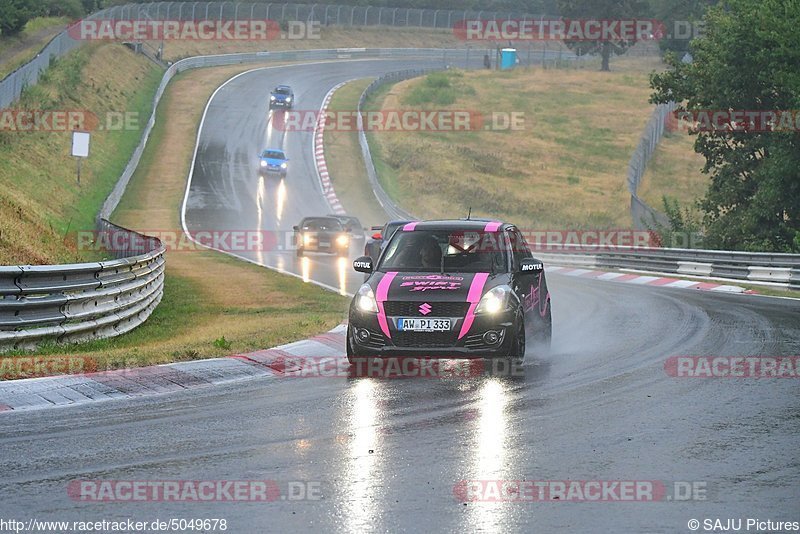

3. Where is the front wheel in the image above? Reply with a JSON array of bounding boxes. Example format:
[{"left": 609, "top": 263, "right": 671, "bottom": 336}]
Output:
[
  {"left": 296, "top": 247, "right": 304, "bottom": 258},
  {"left": 506, "top": 319, "right": 526, "bottom": 363},
  {"left": 346, "top": 326, "right": 372, "bottom": 366}
]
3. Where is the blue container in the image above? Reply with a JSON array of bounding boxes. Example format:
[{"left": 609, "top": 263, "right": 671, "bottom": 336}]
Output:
[{"left": 500, "top": 48, "right": 517, "bottom": 70}]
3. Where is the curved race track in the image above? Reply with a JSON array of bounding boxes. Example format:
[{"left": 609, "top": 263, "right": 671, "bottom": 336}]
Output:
[{"left": 0, "top": 57, "right": 798, "bottom": 533}]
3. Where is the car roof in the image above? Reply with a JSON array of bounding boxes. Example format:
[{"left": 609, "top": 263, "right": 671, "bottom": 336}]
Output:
[
  {"left": 262, "top": 149, "right": 285, "bottom": 156},
  {"left": 274, "top": 85, "right": 292, "bottom": 90},
  {"left": 301, "top": 216, "right": 341, "bottom": 224},
  {"left": 394, "top": 219, "right": 511, "bottom": 231}
]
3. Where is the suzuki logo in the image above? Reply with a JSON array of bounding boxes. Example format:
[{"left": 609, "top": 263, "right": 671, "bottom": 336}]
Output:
[{"left": 419, "top": 303, "right": 432, "bottom": 315}]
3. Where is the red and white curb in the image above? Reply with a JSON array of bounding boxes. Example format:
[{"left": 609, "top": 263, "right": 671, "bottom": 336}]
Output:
[
  {"left": 547, "top": 266, "right": 753, "bottom": 294},
  {"left": 0, "top": 326, "right": 347, "bottom": 413},
  {"left": 314, "top": 82, "right": 348, "bottom": 216}
]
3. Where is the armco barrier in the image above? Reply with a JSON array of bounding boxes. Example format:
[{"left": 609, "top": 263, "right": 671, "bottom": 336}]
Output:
[
  {"left": 351, "top": 68, "right": 799, "bottom": 289},
  {"left": 533, "top": 245, "right": 800, "bottom": 289},
  {"left": 0, "top": 220, "right": 165, "bottom": 352},
  {"left": 356, "top": 69, "right": 435, "bottom": 221}
]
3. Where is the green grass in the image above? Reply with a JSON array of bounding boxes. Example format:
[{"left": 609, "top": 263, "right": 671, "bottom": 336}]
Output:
[
  {"left": 0, "top": 43, "right": 163, "bottom": 265},
  {"left": 363, "top": 62, "right": 669, "bottom": 228},
  {"left": 0, "top": 17, "right": 69, "bottom": 79},
  {"left": 401, "top": 70, "right": 475, "bottom": 107}
]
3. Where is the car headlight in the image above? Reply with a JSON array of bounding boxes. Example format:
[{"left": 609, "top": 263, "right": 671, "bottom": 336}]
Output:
[
  {"left": 303, "top": 234, "right": 311, "bottom": 245},
  {"left": 270, "top": 95, "right": 276, "bottom": 101},
  {"left": 285, "top": 97, "right": 292, "bottom": 102},
  {"left": 280, "top": 162, "right": 288, "bottom": 169},
  {"left": 260, "top": 160, "right": 267, "bottom": 167},
  {"left": 475, "top": 285, "right": 513, "bottom": 314},
  {"left": 356, "top": 284, "right": 378, "bottom": 313},
  {"left": 336, "top": 234, "right": 349, "bottom": 247}
]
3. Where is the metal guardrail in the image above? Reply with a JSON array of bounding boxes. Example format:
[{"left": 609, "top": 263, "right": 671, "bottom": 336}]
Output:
[
  {"left": 352, "top": 69, "right": 800, "bottom": 289},
  {"left": 356, "top": 69, "right": 432, "bottom": 222},
  {"left": 534, "top": 245, "right": 800, "bottom": 289},
  {"left": 0, "top": 220, "right": 166, "bottom": 352}
]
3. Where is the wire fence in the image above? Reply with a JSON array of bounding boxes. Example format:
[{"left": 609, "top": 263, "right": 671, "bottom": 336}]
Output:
[
  {"left": 98, "top": 2, "right": 551, "bottom": 28},
  {"left": 628, "top": 101, "right": 676, "bottom": 229}
]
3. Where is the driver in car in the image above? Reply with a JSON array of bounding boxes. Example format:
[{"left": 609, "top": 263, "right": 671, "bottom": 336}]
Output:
[{"left": 397, "top": 235, "right": 442, "bottom": 268}]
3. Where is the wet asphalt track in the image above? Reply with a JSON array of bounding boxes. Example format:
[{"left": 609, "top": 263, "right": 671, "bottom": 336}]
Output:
[{"left": 1, "top": 58, "right": 799, "bottom": 533}]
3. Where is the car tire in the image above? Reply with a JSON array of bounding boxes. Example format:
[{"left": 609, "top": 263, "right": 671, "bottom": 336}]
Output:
[
  {"left": 507, "top": 320, "right": 526, "bottom": 363},
  {"left": 346, "top": 329, "right": 356, "bottom": 365},
  {"left": 346, "top": 326, "right": 372, "bottom": 366},
  {"left": 533, "top": 305, "right": 552, "bottom": 352},
  {"left": 296, "top": 247, "right": 304, "bottom": 257}
]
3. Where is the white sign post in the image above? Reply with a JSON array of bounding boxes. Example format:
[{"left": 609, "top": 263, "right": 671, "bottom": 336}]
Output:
[{"left": 71, "top": 131, "right": 90, "bottom": 185}]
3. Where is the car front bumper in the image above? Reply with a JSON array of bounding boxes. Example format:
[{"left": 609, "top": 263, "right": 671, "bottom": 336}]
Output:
[{"left": 348, "top": 306, "right": 518, "bottom": 358}]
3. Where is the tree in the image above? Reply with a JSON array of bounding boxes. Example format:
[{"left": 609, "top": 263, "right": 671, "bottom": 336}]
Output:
[
  {"left": 0, "top": 0, "right": 38, "bottom": 36},
  {"left": 648, "top": 0, "right": 718, "bottom": 55},
  {"left": 650, "top": 0, "right": 800, "bottom": 252},
  {"left": 557, "top": 0, "right": 650, "bottom": 70}
]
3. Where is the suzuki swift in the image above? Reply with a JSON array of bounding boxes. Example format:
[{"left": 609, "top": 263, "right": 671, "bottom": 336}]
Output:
[{"left": 347, "top": 219, "right": 552, "bottom": 364}]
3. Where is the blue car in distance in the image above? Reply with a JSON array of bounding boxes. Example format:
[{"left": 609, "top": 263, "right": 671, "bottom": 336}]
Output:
[
  {"left": 269, "top": 85, "right": 294, "bottom": 110},
  {"left": 259, "top": 149, "right": 288, "bottom": 177}
]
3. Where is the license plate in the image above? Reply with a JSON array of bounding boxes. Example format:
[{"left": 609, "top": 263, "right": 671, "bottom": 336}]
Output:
[
  {"left": 398, "top": 318, "right": 451, "bottom": 331},
  {"left": 319, "top": 241, "right": 330, "bottom": 247}
]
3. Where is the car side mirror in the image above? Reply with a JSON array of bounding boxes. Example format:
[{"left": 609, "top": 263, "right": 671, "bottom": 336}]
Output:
[
  {"left": 371, "top": 232, "right": 382, "bottom": 240},
  {"left": 519, "top": 258, "right": 544, "bottom": 274},
  {"left": 353, "top": 256, "right": 373, "bottom": 274},
  {"left": 293, "top": 225, "right": 299, "bottom": 231}
]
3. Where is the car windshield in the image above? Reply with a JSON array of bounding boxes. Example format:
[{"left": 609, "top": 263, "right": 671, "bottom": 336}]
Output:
[
  {"left": 302, "top": 218, "right": 344, "bottom": 231},
  {"left": 339, "top": 216, "right": 360, "bottom": 229},
  {"left": 379, "top": 230, "right": 509, "bottom": 273},
  {"left": 262, "top": 150, "right": 285, "bottom": 159},
  {"left": 382, "top": 221, "right": 409, "bottom": 240},
  {"left": 274, "top": 87, "right": 291, "bottom": 95}
]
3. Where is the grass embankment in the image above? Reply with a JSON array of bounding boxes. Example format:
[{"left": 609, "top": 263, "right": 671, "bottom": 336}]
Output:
[
  {"left": 0, "top": 43, "right": 161, "bottom": 265},
  {"left": 638, "top": 129, "right": 706, "bottom": 218},
  {"left": 0, "top": 17, "right": 69, "bottom": 80},
  {"left": 363, "top": 56, "right": 710, "bottom": 228},
  {"left": 323, "top": 78, "right": 389, "bottom": 228}
]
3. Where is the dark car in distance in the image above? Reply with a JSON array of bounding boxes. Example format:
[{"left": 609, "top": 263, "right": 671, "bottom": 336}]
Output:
[
  {"left": 347, "top": 219, "right": 552, "bottom": 364},
  {"left": 293, "top": 216, "right": 350, "bottom": 257},
  {"left": 269, "top": 85, "right": 294, "bottom": 109}
]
